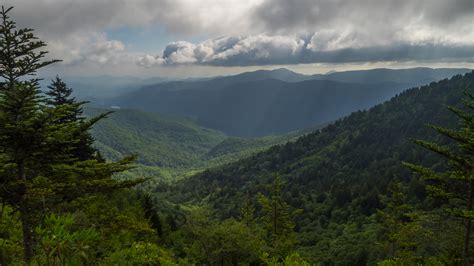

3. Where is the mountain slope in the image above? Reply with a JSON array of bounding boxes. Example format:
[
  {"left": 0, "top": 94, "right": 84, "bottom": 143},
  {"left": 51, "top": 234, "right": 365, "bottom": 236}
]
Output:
[
  {"left": 169, "top": 72, "right": 474, "bottom": 263},
  {"left": 110, "top": 68, "right": 470, "bottom": 137},
  {"left": 86, "top": 107, "right": 227, "bottom": 168},
  {"left": 87, "top": 107, "right": 303, "bottom": 172}
]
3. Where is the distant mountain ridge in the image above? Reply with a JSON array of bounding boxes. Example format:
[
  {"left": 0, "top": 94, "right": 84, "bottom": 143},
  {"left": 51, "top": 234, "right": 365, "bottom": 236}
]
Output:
[
  {"left": 212, "top": 68, "right": 313, "bottom": 83},
  {"left": 207, "top": 67, "right": 471, "bottom": 84},
  {"left": 311, "top": 67, "right": 471, "bottom": 85},
  {"left": 109, "top": 67, "right": 470, "bottom": 137}
]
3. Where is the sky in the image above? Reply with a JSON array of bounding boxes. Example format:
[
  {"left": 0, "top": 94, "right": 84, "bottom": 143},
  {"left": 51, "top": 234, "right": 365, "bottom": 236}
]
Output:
[{"left": 4, "top": 0, "right": 474, "bottom": 78}]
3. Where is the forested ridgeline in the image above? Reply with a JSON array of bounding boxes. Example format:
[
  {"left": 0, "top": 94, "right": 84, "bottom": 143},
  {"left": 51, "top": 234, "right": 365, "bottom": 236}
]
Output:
[{"left": 161, "top": 71, "right": 474, "bottom": 264}]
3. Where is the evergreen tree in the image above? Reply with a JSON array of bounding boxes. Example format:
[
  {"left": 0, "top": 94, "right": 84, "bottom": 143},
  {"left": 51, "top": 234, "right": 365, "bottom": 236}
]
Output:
[
  {"left": 0, "top": 6, "right": 59, "bottom": 90},
  {"left": 0, "top": 6, "right": 142, "bottom": 262},
  {"left": 375, "top": 182, "right": 436, "bottom": 263},
  {"left": 0, "top": 11, "right": 64, "bottom": 255},
  {"left": 258, "top": 176, "right": 301, "bottom": 259},
  {"left": 46, "top": 76, "right": 82, "bottom": 122},
  {"left": 404, "top": 93, "right": 474, "bottom": 264},
  {"left": 140, "top": 193, "right": 163, "bottom": 237},
  {"left": 46, "top": 76, "right": 101, "bottom": 161},
  {"left": 240, "top": 195, "right": 256, "bottom": 227}
]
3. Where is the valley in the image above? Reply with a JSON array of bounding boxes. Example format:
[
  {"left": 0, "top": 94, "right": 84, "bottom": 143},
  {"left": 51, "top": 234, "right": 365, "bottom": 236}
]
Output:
[{"left": 86, "top": 106, "right": 305, "bottom": 181}]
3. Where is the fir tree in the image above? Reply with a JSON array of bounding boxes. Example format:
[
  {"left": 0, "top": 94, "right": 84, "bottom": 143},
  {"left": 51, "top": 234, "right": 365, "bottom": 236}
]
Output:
[
  {"left": 240, "top": 195, "right": 256, "bottom": 227},
  {"left": 404, "top": 93, "right": 474, "bottom": 264},
  {"left": 375, "top": 182, "right": 434, "bottom": 263},
  {"left": 140, "top": 193, "right": 163, "bottom": 237},
  {"left": 46, "top": 76, "right": 101, "bottom": 161},
  {"left": 258, "top": 176, "right": 301, "bottom": 259},
  {"left": 0, "top": 6, "right": 142, "bottom": 262},
  {"left": 0, "top": 6, "right": 59, "bottom": 90},
  {"left": 46, "top": 76, "right": 81, "bottom": 121}
]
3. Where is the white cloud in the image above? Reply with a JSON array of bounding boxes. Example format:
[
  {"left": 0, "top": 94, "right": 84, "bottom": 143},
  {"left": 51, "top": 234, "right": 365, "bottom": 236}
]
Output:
[{"left": 139, "top": 35, "right": 308, "bottom": 66}]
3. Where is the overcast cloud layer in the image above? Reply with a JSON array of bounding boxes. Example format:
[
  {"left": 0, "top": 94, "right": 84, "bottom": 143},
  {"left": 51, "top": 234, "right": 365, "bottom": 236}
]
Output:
[{"left": 4, "top": 0, "right": 474, "bottom": 72}]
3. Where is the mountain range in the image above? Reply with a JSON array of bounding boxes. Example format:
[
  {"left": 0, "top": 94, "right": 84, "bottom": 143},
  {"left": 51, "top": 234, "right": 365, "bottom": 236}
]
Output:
[{"left": 108, "top": 67, "right": 470, "bottom": 137}]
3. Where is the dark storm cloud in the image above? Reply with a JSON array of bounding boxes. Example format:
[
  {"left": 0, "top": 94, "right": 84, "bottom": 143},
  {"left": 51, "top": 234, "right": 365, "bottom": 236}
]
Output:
[{"left": 252, "top": 0, "right": 474, "bottom": 34}]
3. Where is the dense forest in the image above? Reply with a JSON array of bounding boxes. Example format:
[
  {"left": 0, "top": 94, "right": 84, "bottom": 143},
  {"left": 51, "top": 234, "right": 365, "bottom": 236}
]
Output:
[
  {"left": 156, "top": 71, "right": 474, "bottom": 264},
  {"left": 1, "top": 5, "right": 474, "bottom": 265}
]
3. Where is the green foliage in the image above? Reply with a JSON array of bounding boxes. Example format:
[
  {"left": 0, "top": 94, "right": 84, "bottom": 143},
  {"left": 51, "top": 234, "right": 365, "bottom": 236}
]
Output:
[
  {"left": 261, "top": 252, "right": 313, "bottom": 266},
  {"left": 0, "top": 6, "right": 59, "bottom": 87},
  {"left": 47, "top": 76, "right": 100, "bottom": 161},
  {"left": 404, "top": 93, "right": 474, "bottom": 263},
  {"left": 87, "top": 107, "right": 227, "bottom": 168},
  {"left": 188, "top": 219, "right": 265, "bottom": 265},
  {"left": 3, "top": 4, "right": 474, "bottom": 265},
  {"left": 166, "top": 72, "right": 474, "bottom": 264},
  {"left": 34, "top": 213, "right": 100, "bottom": 265},
  {"left": 140, "top": 193, "right": 163, "bottom": 237},
  {"left": 375, "top": 182, "right": 438, "bottom": 263},
  {"left": 101, "top": 241, "right": 176, "bottom": 265},
  {"left": 0, "top": 6, "right": 79, "bottom": 258},
  {"left": 0, "top": 204, "right": 22, "bottom": 265},
  {"left": 167, "top": 208, "right": 265, "bottom": 265},
  {"left": 88, "top": 106, "right": 302, "bottom": 172},
  {"left": 0, "top": 6, "right": 143, "bottom": 262},
  {"left": 377, "top": 256, "right": 444, "bottom": 266},
  {"left": 258, "top": 176, "right": 302, "bottom": 259}
]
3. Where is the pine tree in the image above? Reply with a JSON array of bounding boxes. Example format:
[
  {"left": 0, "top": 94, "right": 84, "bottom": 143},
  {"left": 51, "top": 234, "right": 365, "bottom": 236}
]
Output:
[
  {"left": 140, "top": 193, "right": 163, "bottom": 237},
  {"left": 258, "top": 176, "right": 301, "bottom": 259},
  {"left": 376, "top": 182, "right": 428, "bottom": 262},
  {"left": 0, "top": 6, "right": 142, "bottom": 262},
  {"left": 240, "top": 195, "right": 256, "bottom": 227},
  {"left": 404, "top": 93, "right": 474, "bottom": 264},
  {"left": 0, "top": 7, "right": 60, "bottom": 259},
  {"left": 46, "top": 76, "right": 101, "bottom": 161},
  {"left": 46, "top": 76, "right": 81, "bottom": 121},
  {"left": 0, "top": 6, "right": 59, "bottom": 90}
]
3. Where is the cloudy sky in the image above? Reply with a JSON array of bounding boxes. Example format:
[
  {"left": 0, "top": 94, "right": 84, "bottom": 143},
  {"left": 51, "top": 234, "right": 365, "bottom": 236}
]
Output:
[{"left": 4, "top": 0, "right": 474, "bottom": 77}]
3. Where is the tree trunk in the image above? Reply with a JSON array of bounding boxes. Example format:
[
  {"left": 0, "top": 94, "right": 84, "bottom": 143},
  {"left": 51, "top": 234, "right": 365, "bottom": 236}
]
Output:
[
  {"left": 20, "top": 201, "right": 34, "bottom": 263},
  {"left": 463, "top": 180, "right": 474, "bottom": 264},
  {"left": 0, "top": 199, "right": 6, "bottom": 266},
  {"left": 18, "top": 161, "right": 34, "bottom": 263}
]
